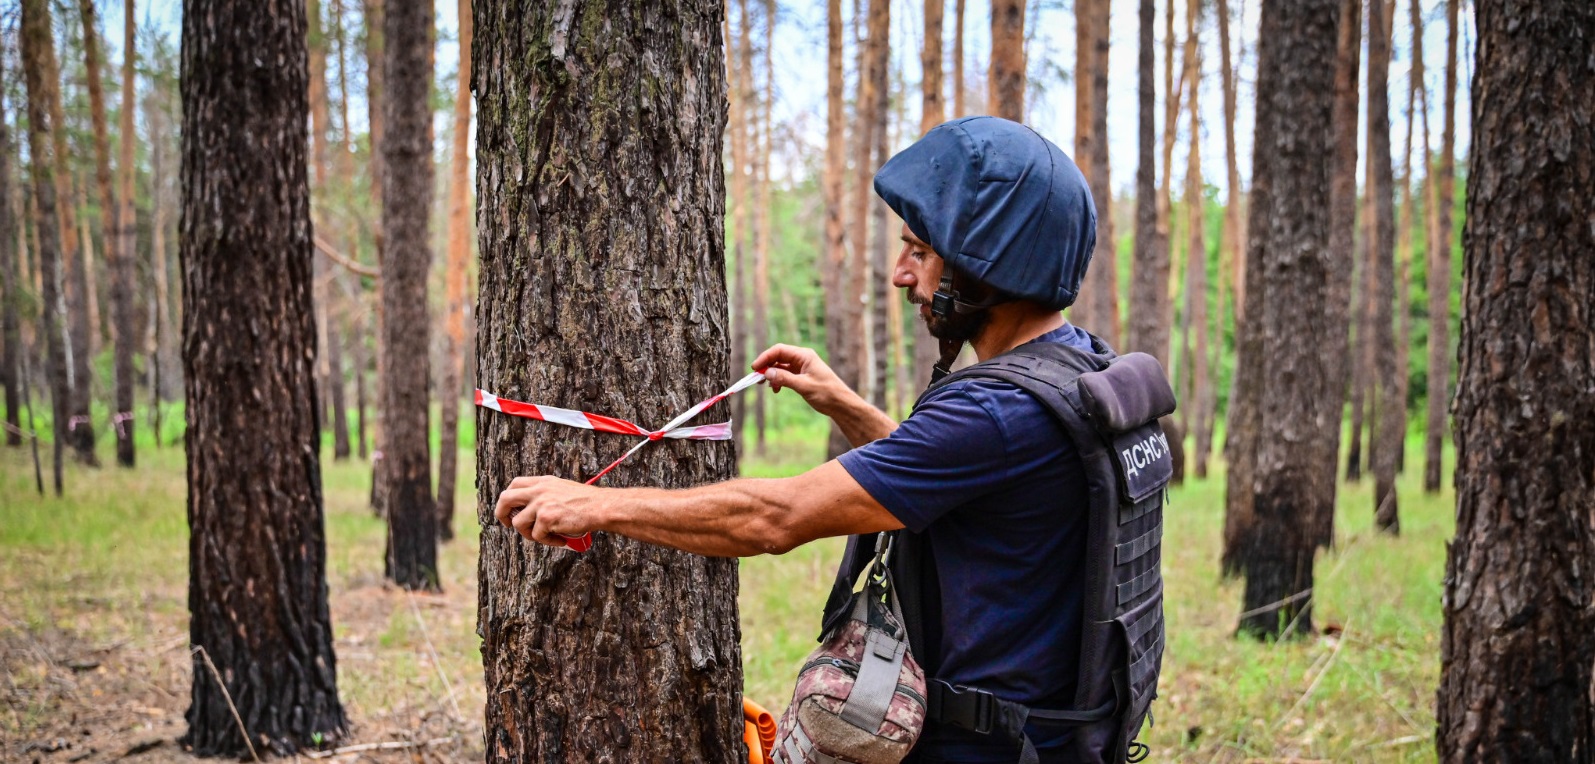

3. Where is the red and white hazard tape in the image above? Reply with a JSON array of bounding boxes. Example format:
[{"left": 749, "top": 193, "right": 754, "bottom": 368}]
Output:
[{"left": 476, "top": 371, "right": 766, "bottom": 551}]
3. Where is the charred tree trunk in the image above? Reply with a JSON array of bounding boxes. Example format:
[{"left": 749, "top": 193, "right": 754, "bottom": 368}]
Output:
[
  {"left": 1437, "top": 0, "right": 1595, "bottom": 756},
  {"left": 988, "top": 0, "right": 1025, "bottom": 122},
  {"left": 474, "top": 0, "right": 745, "bottom": 758},
  {"left": 110, "top": 0, "right": 137, "bottom": 466},
  {"left": 179, "top": 0, "right": 347, "bottom": 753},
  {"left": 1127, "top": 0, "right": 1167, "bottom": 369},
  {"left": 436, "top": 0, "right": 472, "bottom": 542},
  {"left": 380, "top": 0, "right": 437, "bottom": 589},
  {"left": 1366, "top": 0, "right": 1400, "bottom": 534},
  {"left": 20, "top": 0, "right": 70, "bottom": 494},
  {"left": 1234, "top": 0, "right": 1341, "bottom": 639},
  {"left": 1423, "top": 0, "right": 1458, "bottom": 494},
  {"left": 1328, "top": 0, "right": 1361, "bottom": 483}
]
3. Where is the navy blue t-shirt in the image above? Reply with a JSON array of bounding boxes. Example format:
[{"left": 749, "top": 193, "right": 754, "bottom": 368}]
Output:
[{"left": 838, "top": 324, "right": 1095, "bottom": 763}]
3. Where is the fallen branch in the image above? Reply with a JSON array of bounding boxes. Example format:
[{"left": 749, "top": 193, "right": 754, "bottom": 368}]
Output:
[
  {"left": 314, "top": 235, "right": 380, "bottom": 278},
  {"left": 305, "top": 736, "right": 455, "bottom": 758}
]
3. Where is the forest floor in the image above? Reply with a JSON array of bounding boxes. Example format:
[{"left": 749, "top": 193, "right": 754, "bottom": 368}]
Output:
[{"left": 2, "top": 415, "right": 1448, "bottom": 763}]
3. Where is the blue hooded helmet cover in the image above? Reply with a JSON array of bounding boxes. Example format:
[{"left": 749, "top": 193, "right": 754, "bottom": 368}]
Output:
[{"left": 872, "top": 116, "right": 1097, "bottom": 310}]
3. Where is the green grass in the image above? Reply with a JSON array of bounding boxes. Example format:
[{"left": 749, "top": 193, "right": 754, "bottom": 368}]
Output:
[{"left": 1, "top": 415, "right": 1451, "bottom": 762}]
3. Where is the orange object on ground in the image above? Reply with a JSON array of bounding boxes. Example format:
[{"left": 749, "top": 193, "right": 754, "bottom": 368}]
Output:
[{"left": 743, "top": 697, "right": 777, "bottom": 764}]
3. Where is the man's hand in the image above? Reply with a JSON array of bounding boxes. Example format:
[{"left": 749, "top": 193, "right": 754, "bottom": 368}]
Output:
[
  {"left": 753, "top": 344, "right": 850, "bottom": 416},
  {"left": 494, "top": 476, "right": 603, "bottom": 547}
]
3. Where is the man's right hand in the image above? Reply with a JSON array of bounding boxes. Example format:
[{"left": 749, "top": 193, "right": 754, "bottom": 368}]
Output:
[{"left": 752, "top": 344, "right": 849, "bottom": 417}]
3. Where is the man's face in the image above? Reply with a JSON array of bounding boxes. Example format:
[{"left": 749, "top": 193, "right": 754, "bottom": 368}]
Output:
[{"left": 892, "top": 223, "right": 990, "bottom": 342}]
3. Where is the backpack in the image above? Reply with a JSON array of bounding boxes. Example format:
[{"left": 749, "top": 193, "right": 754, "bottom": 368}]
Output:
[{"left": 821, "top": 338, "right": 1174, "bottom": 764}]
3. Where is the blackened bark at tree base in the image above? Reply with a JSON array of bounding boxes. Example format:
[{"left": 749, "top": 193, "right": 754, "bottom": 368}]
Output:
[
  {"left": 474, "top": 0, "right": 745, "bottom": 759},
  {"left": 179, "top": 0, "right": 346, "bottom": 754},
  {"left": 380, "top": 0, "right": 437, "bottom": 588},
  {"left": 1437, "top": 0, "right": 1595, "bottom": 757},
  {"left": 1236, "top": 546, "right": 1313, "bottom": 638}
]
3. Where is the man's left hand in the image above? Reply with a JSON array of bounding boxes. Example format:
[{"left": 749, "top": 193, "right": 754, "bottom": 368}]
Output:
[{"left": 495, "top": 476, "right": 602, "bottom": 547}]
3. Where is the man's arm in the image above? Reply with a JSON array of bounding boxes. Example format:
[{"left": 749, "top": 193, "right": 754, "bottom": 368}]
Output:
[
  {"left": 754, "top": 344, "right": 897, "bottom": 448},
  {"left": 494, "top": 460, "right": 904, "bottom": 557}
]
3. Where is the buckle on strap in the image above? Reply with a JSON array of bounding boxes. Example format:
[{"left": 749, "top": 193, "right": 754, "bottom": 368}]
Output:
[{"left": 927, "top": 679, "right": 996, "bottom": 735}]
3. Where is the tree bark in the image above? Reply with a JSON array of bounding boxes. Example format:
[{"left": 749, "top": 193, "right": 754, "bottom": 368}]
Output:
[
  {"left": 1183, "top": 0, "right": 1209, "bottom": 479},
  {"left": 1127, "top": 0, "right": 1167, "bottom": 370},
  {"left": 823, "top": 0, "right": 851, "bottom": 457},
  {"left": 915, "top": 0, "right": 945, "bottom": 382},
  {"left": 988, "top": 0, "right": 1024, "bottom": 122},
  {"left": 952, "top": 0, "right": 965, "bottom": 118},
  {"left": 1216, "top": 0, "right": 1245, "bottom": 331},
  {"left": 109, "top": 0, "right": 137, "bottom": 466},
  {"left": 474, "top": 0, "right": 745, "bottom": 758},
  {"left": 1366, "top": 0, "right": 1400, "bottom": 534},
  {"left": 1437, "top": 1, "right": 1595, "bottom": 756},
  {"left": 179, "top": 0, "right": 347, "bottom": 753},
  {"left": 1328, "top": 0, "right": 1361, "bottom": 486},
  {"left": 20, "top": 0, "right": 70, "bottom": 494},
  {"left": 754, "top": 0, "right": 774, "bottom": 449},
  {"left": 437, "top": 0, "right": 472, "bottom": 542},
  {"left": 1423, "top": 0, "right": 1458, "bottom": 494},
  {"left": 380, "top": 0, "right": 437, "bottom": 589},
  {"left": 363, "top": 0, "right": 389, "bottom": 513},
  {"left": 1234, "top": 0, "right": 1341, "bottom": 640},
  {"left": 866, "top": 0, "right": 890, "bottom": 411},
  {"left": 1073, "top": 0, "right": 1116, "bottom": 347},
  {"left": 1, "top": 102, "right": 18, "bottom": 448},
  {"left": 1158, "top": 0, "right": 1183, "bottom": 343},
  {"left": 58, "top": 133, "right": 95, "bottom": 464},
  {"left": 728, "top": 0, "right": 751, "bottom": 453},
  {"left": 1394, "top": 0, "right": 1415, "bottom": 474}
]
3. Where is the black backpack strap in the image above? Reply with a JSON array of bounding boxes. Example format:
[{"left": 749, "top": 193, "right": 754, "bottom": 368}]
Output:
[{"left": 819, "top": 533, "right": 878, "bottom": 640}]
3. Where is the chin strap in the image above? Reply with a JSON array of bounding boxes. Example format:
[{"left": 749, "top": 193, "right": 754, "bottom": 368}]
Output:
[{"left": 930, "top": 336, "right": 963, "bottom": 385}]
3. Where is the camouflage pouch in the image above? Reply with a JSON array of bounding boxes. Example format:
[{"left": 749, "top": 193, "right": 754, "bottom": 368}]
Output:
[{"left": 773, "top": 535, "right": 927, "bottom": 764}]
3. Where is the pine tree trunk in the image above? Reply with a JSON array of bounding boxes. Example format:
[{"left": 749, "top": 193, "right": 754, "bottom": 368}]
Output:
[
  {"left": 1158, "top": 0, "right": 1182, "bottom": 343},
  {"left": 380, "top": 0, "right": 437, "bottom": 589},
  {"left": 363, "top": 0, "right": 389, "bottom": 513},
  {"left": 436, "top": 0, "right": 472, "bottom": 542},
  {"left": 1345, "top": 204, "right": 1372, "bottom": 481},
  {"left": 1234, "top": 0, "right": 1341, "bottom": 640},
  {"left": 1423, "top": 0, "right": 1458, "bottom": 494},
  {"left": 1127, "top": 0, "right": 1167, "bottom": 370},
  {"left": 1394, "top": 0, "right": 1415, "bottom": 475},
  {"left": 1366, "top": 0, "right": 1400, "bottom": 534},
  {"left": 1328, "top": 0, "right": 1361, "bottom": 484},
  {"left": 728, "top": 0, "right": 751, "bottom": 453},
  {"left": 952, "top": 0, "right": 965, "bottom": 118},
  {"left": 1216, "top": 0, "right": 1243, "bottom": 331},
  {"left": 866, "top": 0, "right": 890, "bottom": 411},
  {"left": 988, "top": 0, "right": 1024, "bottom": 122},
  {"left": 1438, "top": 1, "right": 1595, "bottom": 755},
  {"left": 846, "top": 0, "right": 875, "bottom": 418},
  {"left": 179, "top": 0, "right": 347, "bottom": 752},
  {"left": 1, "top": 110, "right": 19, "bottom": 448},
  {"left": 474, "top": 0, "right": 745, "bottom": 758},
  {"left": 753, "top": 0, "right": 774, "bottom": 451},
  {"left": 1183, "top": 0, "right": 1209, "bottom": 478},
  {"left": 823, "top": 0, "right": 851, "bottom": 457},
  {"left": 326, "top": 278, "right": 351, "bottom": 459},
  {"left": 20, "top": 0, "right": 70, "bottom": 494},
  {"left": 1074, "top": 0, "right": 1116, "bottom": 346},
  {"left": 109, "top": 0, "right": 137, "bottom": 467},
  {"left": 913, "top": 0, "right": 944, "bottom": 384},
  {"left": 60, "top": 166, "right": 95, "bottom": 463}
]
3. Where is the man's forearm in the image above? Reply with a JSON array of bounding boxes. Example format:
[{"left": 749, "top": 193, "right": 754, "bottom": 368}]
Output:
[
  {"left": 595, "top": 479, "right": 802, "bottom": 557},
  {"left": 821, "top": 387, "right": 898, "bottom": 448}
]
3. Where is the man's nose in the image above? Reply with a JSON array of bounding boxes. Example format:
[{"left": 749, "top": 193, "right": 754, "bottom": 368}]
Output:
[{"left": 891, "top": 249, "right": 916, "bottom": 288}]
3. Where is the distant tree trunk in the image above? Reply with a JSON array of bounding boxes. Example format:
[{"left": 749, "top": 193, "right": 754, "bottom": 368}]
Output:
[
  {"left": 1438, "top": 1, "right": 1595, "bottom": 755},
  {"left": 952, "top": 0, "right": 966, "bottom": 118},
  {"left": 179, "top": 0, "right": 347, "bottom": 753},
  {"left": 474, "top": 0, "right": 745, "bottom": 758},
  {"left": 147, "top": 84, "right": 173, "bottom": 437},
  {"left": 823, "top": 0, "right": 850, "bottom": 458},
  {"left": 58, "top": 149, "right": 94, "bottom": 463},
  {"left": 1183, "top": 0, "right": 1209, "bottom": 479},
  {"left": 1346, "top": 203, "right": 1372, "bottom": 481},
  {"left": 1232, "top": 0, "right": 1341, "bottom": 639},
  {"left": 380, "top": 0, "right": 437, "bottom": 588},
  {"left": 77, "top": 184, "right": 104, "bottom": 356},
  {"left": 1073, "top": 0, "right": 1117, "bottom": 346},
  {"left": 1217, "top": 0, "right": 1244, "bottom": 330},
  {"left": 845, "top": 0, "right": 877, "bottom": 426},
  {"left": 1158, "top": 0, "right": 1182, "bottom": 343},
  {"left": 436, "top": 0, "right": 471, "bottom": 542},
  {"left": 364, "top": 0, "right": 389, "bottom": 513},
  {"left": 753, "top": 0, "right": 774, "bottom": 451},
  {"left": 1394, "top": 0, "right": 1415, "bottom": 475},
  {"left": 1366, "top": 0, "right": 1399, "bottom": 534},
  {"left": 1422, "top": 0, "right": 1458, "bottom": 494},
  {"left": 1, "top": 108, "right": 18, "bottom": 448},
  {"left": 1128, "top": 0, "right": 1168, "bottom": 370},
  {"left": 1328, "top": 0, "right": 1362, "bottom": 485},
  {"left": 915, "top": 0, "right": 945, "bottom": 381},
  {"left": 19, "top": 0, "right": 70, "bottom": 494},
  {"left": 352, "top": 298, "right": 369, "bottom": 459},
  {"left": 108, "top": 0, "right": 138, "bottom": 467},
  {"left": 988, "top": 0, "right": 1024, "bottom": 121},
  {"left": 727, "top": 0, "right": 751, "bottom": 453},
  {"left": 866, "top": 0, "right": 890, "bottom": 411}
]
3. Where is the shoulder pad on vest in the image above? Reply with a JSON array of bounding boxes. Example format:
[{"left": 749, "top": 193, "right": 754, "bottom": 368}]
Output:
[{"left": 1077, "top": 353, "right": 1176, "bottom": 434}]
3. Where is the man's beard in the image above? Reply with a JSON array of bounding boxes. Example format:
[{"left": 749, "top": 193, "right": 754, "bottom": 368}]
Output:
[{"left": 908, "top": 289, "right": 990, "bottom": 343}]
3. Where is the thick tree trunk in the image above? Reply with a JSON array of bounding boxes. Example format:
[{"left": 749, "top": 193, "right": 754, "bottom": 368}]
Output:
[
  {"left": 110, "top": 0, "right": 137, "bottom": 467},
  {"left": 179, "top": 0, "right": 347, "bottom": 753},
  {"left": 823, "top": 0, "right": 851, "bottom": 458},
  {"left": 1328, "top": 0, "right": 1361, "bottom": 484},
  {"left": 866, "top": 0, "right": 890, "bottom": 411},
  {"left": 1423, "top": 0, "right": 1458, "bottom": 494},
  {"left": 1437, "top": 1, "right": 1595, "bottom": 756},
  {"left": 20, "top": 0, "right": 70, "bottom": 494},
  {"left": 436, "top": 0, "right": 472, "bottom": 542},
  {"left": 988, "top": 0, "right": 1024, "bottom": 122},
  {"left": 1127, "top": 0, "right": 1167, "bottom": 370},
  {"left": 1366, "top": 0, "right": 1400, "bottom": 534},
  {"left": 1233, "top": 0, "right": 1341, "bottom": 640},
  {"left": 380, "top": 0, "right": 437, "bottom": 589},
  {"left": 474, "top": 0, "right": 745, "bottom": 758}
]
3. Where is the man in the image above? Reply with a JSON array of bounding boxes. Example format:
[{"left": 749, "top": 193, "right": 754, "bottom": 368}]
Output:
[{"left": 497, "top": 117, "right": 1111, "bottom": 762}]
